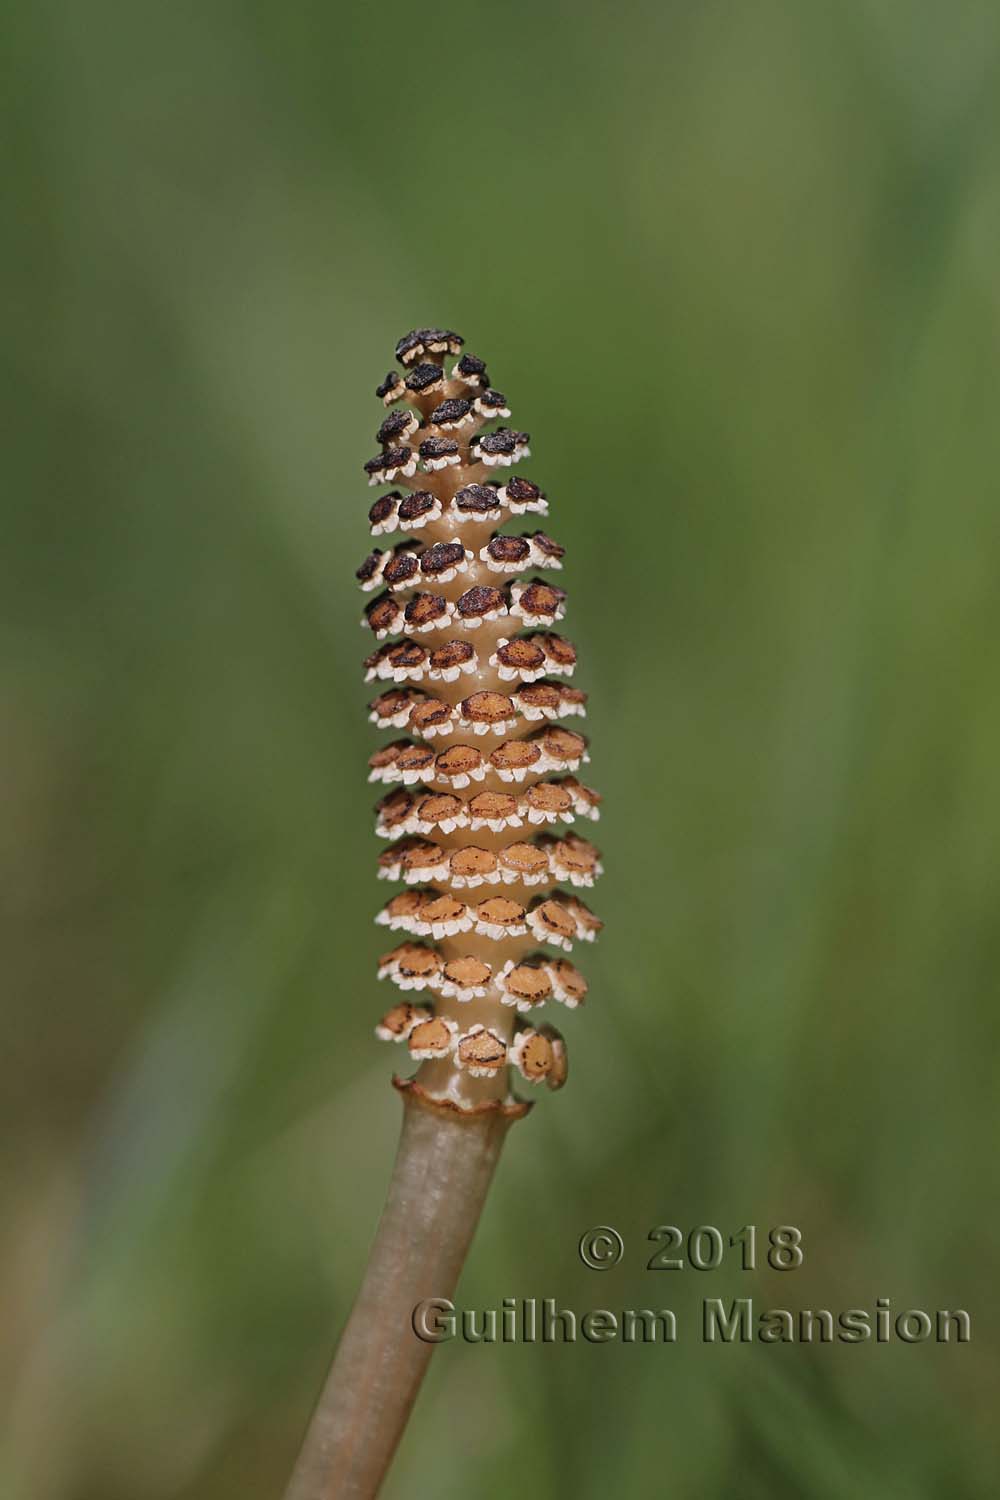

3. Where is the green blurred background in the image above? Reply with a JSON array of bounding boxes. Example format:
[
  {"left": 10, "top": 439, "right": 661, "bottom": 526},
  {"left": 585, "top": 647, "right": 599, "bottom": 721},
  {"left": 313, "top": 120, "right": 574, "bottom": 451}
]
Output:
[{"left": 4, "top": 1, "right": 1000, "bottom": 1495}]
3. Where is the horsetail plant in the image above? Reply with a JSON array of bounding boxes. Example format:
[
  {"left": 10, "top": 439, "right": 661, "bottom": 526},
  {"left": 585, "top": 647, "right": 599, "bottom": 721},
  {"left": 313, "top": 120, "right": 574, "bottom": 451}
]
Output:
[{"left": 284, "top": 328, "right": 602, "bottom": 1499}]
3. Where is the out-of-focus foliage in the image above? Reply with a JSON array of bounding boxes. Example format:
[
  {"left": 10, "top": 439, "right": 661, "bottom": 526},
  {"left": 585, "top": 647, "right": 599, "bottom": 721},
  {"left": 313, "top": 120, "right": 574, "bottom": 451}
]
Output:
[{"left": 3, "top": 1, "right": 1000, "bottom": 1496}]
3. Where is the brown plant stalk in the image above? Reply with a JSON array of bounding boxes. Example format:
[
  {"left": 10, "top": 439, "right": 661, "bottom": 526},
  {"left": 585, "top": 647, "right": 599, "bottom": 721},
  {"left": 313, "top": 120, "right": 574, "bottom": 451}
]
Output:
[{"left": 284, "top": 328, "right": 602, "bottom": 1499}]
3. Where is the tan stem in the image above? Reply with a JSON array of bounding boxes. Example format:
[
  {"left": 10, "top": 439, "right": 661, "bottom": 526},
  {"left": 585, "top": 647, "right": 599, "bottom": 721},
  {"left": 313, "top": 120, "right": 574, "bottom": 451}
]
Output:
[{"left": 283, "top": 1095, "right": 513, "bottom": 1500}]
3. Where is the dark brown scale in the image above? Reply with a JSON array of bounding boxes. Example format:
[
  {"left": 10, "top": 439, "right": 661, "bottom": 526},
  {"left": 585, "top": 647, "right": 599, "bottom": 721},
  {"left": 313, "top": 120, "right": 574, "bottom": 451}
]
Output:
[
  {"left": 457, "top": 585, "right": 505, "bottom": 620},
  {"left": 366, "top": 594, "right": 403, "bottom": 634},
  {"left": 487, "top": 535, "right": 531, "bottom": 564},
  {"left": 430, "top": 398, "right": 471, "bottom": 425},
  {"left": 405, "top": 363, "right": 445, "bottom": 394},
  {"left": 530, "top": 531, "right": 565, "bottom": 561},
  {"left": 364, "top": 445, "right": 412, "bottom": 477},
  {"left": 376, "top": 372, "right": 403, "bottom": 400},
  {"left": 497, "top": 638, "right": 546, "bottom": 672},
  {"left": 421, "top": 541, "right": 466, "bottom": 576},
  {"left": 368, "top": 493, "right": 399, "bottom": 527},
  {"left": 376, "top": 789, "right": 415, "bottom": 830},
  {"left": 369, "top": 688, "right": 425, "bottom": 720},
  {"left": 396, "top": 744, "right": 436, "bottom": 774},
  {"left": 404, "top": 594, "right": 449, "bottom": 628},
  {"left": 386, "top": 641, "right": 428, "bottom": 670},
  {"left": 429, "top": 639, "right": 475, "bottom": 672},
  {"left": 454, "top": 484, "right": 501, "bottom": 514},
  {"left": 455, "top": 353, "right": 488, "bottom": 381},
  {"left": 517, "top": 581, "right": 565, "bottom": 616},
  {"left": 478, "top": 388, "right": 509, "bottom": 410},
  {"left": 518, "top": 682, "right": 562, "bottom": 713},
  {"left": 377, "top": 409, "right": 417, "bottom": 445},
  {"left": 356, "top": 550, "right": 384, "bottom": 584},
  {"left": 383, "top": 551, "right": 421, "bottom": 588},
  {"left": 475, "top": 428, "right": 522, "bottom": 457},
  {"left": 369, "top": 741, "right": 407, "bottom": 771},
  {"left": 541, "top": 633, "right": 576, "bottom": 668},
  {"left": 396, "top": 328, "right": 464, "bottom": 364},
  {"left": 419, "top": 436, "right": 459, "bottom": 461},
  {"left": 399, "top": 491, "right": 438, "bottom": 523},
  {"left": 409, "top": 699, "right": 455, "bottom": 734}
]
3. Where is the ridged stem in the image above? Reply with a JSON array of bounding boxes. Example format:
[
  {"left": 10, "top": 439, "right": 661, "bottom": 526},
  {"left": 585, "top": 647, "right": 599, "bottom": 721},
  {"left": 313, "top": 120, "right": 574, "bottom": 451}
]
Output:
[{"left": 283, "top": 1095, "right": 512, "bottom": 1500}]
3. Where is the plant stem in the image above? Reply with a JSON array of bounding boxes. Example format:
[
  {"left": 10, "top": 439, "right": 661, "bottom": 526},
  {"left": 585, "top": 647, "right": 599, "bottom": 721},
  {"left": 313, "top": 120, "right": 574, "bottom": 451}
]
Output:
[{"left": 283, "top": 1092, "right": 514, "bottom": 1500}]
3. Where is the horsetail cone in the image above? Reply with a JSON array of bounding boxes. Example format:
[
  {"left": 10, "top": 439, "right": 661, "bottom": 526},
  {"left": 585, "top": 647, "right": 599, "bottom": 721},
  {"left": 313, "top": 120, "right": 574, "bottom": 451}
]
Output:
[
  {"left": 364, "top": 328, "right": 602, "bottom": 1117},
  {"left": 281, "top": 328, "right": 603, "bottom": 1499}
]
